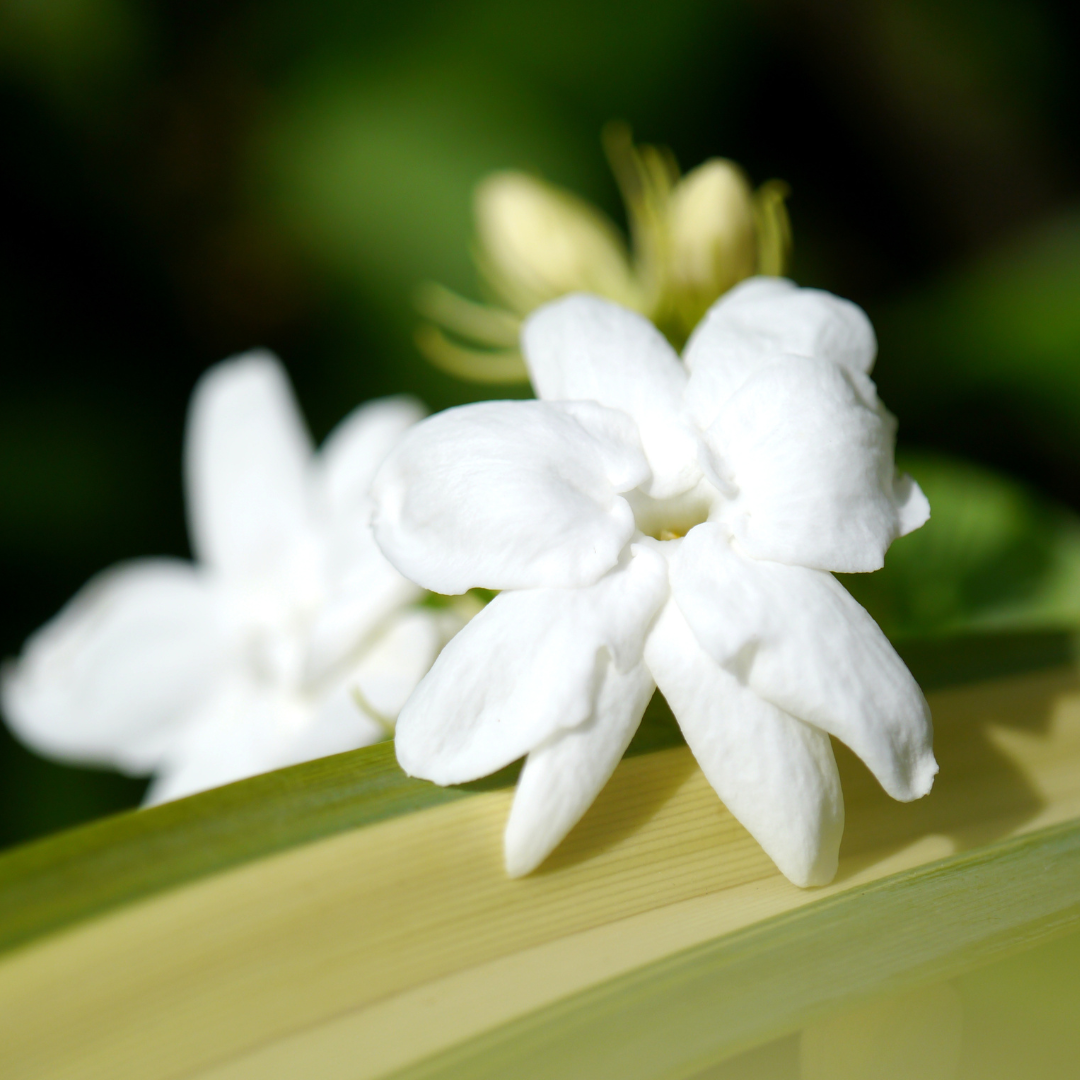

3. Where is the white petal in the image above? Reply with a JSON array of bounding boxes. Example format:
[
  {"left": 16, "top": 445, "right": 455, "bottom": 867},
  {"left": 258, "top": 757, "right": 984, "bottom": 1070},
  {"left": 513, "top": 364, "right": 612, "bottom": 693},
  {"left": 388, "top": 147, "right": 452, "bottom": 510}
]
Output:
[
  {"left": 894, "top": 471, "right": 932, "bottom": 536},
  {"left": 504, "top": 657, "right": 655, "bottom": 877},
  {"left": 288, "top": 687, "right": 389, "bottom": 765},
  {"left": 250, "top": 610, "right": 449, "bottom": 772},
  {"left": 644, "top": 599, "right": 844, "bottom": 887},
  {"left": 317, "top": 394, "right": 427, "bottom": 518},
  {"left": 309, "top": 394, "right": 429, "bottom": 677},
  {"left": 304, "top": 530, "right": 422, "bottom": 683},
  {"left": 372, "top": 399, "right": 650, "bottom": 593},
  {"left": 394, "top": 544, "right": 668, "bottom": 785},
  {"left": 294, "top": 606, "right": 450, "bottom": 766},
  {"left": 671, "top": 524, "right": 937, "bottom": 801},
  {"left": 684, "top": 277, "right": 877, "bottom": 427},
  {"left": 706, "top": 354, "right": 912, "bottom": 572},
  {"left": 522, "top": 295, "right": 700, "bottom": 498},
  {"left": 279, "top": 686, "right": 387, "bottom": 766},
  {"left": 349, "top": 607, "right": 447, "bottom": 720},
  {"left": 1, "top": 560, "right": 224, "bottom": 774},
  {"left": 144, "top": 677, "right": 307, "bottom": 804},
  {"left": 185, "top": 352, "right": 314, "bottom": 579}
]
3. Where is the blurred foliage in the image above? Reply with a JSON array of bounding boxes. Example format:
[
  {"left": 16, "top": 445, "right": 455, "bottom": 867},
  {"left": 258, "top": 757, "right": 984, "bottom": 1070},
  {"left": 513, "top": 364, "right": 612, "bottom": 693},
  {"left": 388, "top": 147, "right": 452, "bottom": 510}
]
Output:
[
  {"left": 0, "top": 0, "right": 147, "bottom": 118},
  {"left": 1, "top": 0, "right": 1079, "bottom": 847},
  {"left": 875, "top": 214, "right": 1080, "bottom": 494},
  {"left": 843, "top": 454, "right": 1080, "bottom": 640}
]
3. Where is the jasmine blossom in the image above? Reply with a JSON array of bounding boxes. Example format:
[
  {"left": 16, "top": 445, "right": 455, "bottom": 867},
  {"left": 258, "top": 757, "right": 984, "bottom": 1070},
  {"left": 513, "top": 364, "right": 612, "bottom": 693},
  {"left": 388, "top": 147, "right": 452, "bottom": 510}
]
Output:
[
  {"left": 373, "top": 279, "right": 935, "bottom": 887},
  {"left": 415, "top": 126, "right": 792, "bottom": 382},
  {"left": 2, "top": 353, "right": 456, "bottom": 803}
]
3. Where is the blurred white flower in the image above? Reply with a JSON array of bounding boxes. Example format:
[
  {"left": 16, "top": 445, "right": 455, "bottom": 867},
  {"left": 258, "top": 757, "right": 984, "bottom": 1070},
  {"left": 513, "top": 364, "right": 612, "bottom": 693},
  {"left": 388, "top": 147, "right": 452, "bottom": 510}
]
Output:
[
  {"left": 2, "top": 352, "right": 456, "bottom": 803},
  {"left": 373, "top": 279, "right": 935, "bottom": 887}
]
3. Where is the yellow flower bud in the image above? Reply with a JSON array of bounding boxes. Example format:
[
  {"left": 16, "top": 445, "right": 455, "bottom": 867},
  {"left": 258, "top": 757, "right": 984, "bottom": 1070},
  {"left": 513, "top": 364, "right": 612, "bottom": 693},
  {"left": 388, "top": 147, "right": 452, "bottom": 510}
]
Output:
[
  {"left": 664, "top": 159, "right": 757, "bottom": 336},
  {"left": 415, "top": 133, "right": 792, "bottom": 382},
  {"left": 473, "top": 172, "right": 641, "bottom": 314}
]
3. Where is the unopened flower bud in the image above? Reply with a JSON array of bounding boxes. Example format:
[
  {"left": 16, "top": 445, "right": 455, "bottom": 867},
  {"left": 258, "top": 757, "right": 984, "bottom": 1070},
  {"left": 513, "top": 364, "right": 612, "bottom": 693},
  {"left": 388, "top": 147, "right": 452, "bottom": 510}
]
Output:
[
  {"left": 665, "top": 159, "right": 757, "bottom": 333},
  {"left": 474, "top": 172, "right": 640, "bottom": 314}
]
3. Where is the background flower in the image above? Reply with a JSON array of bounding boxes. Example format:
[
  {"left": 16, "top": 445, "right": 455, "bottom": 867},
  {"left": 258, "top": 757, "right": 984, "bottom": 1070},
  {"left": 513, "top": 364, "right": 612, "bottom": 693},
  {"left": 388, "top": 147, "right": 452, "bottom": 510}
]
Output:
[{"left": 2, "top": 352, "right": 455, "bottom": 803}]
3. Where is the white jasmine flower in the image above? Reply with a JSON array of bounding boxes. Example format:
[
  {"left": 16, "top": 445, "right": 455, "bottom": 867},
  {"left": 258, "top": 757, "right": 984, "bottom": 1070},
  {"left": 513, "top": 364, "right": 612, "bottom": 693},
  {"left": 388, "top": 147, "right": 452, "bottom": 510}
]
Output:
[
  {"left": 373, "top": 278, "right": 935, "bottom": 887},
  {"left": 2, "top": 352, "right": 455, "bottom": 803}
]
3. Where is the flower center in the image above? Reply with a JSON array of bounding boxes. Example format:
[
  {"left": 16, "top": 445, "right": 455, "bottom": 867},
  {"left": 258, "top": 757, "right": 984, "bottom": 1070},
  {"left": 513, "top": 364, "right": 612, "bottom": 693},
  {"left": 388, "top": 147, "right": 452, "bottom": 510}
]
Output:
[{"left": 626, "top": 482, "right": 714, "bottom": 542}]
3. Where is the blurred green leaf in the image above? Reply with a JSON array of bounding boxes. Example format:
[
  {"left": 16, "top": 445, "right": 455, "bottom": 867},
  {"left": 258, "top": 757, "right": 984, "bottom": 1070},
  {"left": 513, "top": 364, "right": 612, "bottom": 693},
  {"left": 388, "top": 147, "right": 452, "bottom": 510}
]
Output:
[
  {"left": 0, "top": 395, "right": 170, "bottom": 560},
  {"left": 842, "top": 452, "right": 1080, "bottom": 639},
  {"left": 255, "top": 59, "right": 594, "bottom": 299},
  {"left": 877, "top": 0, "right": 1058, "bottom": 109},
  {"left": 0, "top": 726, "right": 146, "bottom": 852},
  {"left": 245, "top": 0, "right": 754, "bottom": 411},
  {"left": 0, "top": 0, "right": 147, "bottom": 118},
  {"left": 875, "top": 211, "right": 1080, "bottom": 458},
  {"left": 897, "top": 212, "right": 1080, "bottom": 388}
]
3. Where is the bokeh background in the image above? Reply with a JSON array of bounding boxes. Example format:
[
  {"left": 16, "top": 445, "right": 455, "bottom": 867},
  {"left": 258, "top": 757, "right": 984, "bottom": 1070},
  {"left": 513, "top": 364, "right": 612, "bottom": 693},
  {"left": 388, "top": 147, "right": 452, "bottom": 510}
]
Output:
[{"left": 2, "top": 0, "right": 1079, "bottom": 850}]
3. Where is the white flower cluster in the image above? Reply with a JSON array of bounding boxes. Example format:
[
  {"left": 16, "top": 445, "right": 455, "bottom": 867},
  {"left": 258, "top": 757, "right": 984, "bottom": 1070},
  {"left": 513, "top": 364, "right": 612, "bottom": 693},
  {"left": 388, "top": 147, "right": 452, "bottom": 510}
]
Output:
[
  {"left": 372, "top": 278, "right": 936, "bottom": 887},
  {"left": 3, "top": 277, "right": 935, "bottom": 889},
  {"left": 2, "top": 353, "right": 456, "bottom": 803}
]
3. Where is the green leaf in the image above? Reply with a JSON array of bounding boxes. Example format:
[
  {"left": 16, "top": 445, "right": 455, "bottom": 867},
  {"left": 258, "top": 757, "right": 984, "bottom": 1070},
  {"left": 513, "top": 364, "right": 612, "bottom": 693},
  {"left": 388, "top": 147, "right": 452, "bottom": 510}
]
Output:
[
  {"left": 395, "top": 820, "right": 1080, "bottom": 1080},
  {"left": 0, "top": 629, "right": 1069, "bottom": 959},
  {"left": 2, "top": 632, "right": 1080, "bottom": 1080},
  {"left": 842, "top": 453, "right": 1080, "bottom": 639}
]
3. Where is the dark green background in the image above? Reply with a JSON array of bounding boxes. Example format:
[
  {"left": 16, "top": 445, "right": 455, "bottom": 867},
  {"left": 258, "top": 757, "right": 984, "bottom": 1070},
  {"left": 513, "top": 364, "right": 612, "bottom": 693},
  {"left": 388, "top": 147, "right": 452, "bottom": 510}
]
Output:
[{"left": 2, "top": 0, "right": 1079, "bottom": 849}]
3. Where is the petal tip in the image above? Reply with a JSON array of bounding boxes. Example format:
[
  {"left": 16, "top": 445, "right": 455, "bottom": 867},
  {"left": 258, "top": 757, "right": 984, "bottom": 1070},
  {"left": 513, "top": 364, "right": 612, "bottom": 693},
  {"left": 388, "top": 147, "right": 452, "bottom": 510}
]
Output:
[
  {"left": 391, "top": 717, "right": 431, "bottom": 781},
  {"left": 895, "top": 473, "right": 931, "bottom": 537},
  {"left": 504, "top": 826, "right": 546, "bottom": 878},
  {"left": 189, "top": 350, "right": 289, "bottom": 415},
  {"left": 911, "top": 752, "right": 940, "bottom": 800},
  {"left": 777, "top": 835, "right": 841, "bottom": 889},
  {"left": 889, "top": 750, "right": 939, "bottom": 803},
  {"left": 799, "top": 858, "right": 839, "bottom": 889},
  {"left": 504, "top": 849, "right": 539, "bottom": 879}
]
